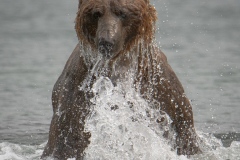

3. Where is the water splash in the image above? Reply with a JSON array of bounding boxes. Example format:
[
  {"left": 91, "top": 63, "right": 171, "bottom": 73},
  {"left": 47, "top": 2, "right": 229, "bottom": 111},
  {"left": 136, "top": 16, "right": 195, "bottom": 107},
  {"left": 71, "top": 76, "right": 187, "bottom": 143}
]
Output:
[{"left": 84, "top": 76, "right": 179, "bottom": 160}]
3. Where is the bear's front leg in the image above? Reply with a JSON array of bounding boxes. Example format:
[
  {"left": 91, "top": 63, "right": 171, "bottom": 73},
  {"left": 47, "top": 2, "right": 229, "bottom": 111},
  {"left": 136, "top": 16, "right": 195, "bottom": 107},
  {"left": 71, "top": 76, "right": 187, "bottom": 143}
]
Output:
[
  {"left": 41, "top": 44, "right": 92, "bottom": 159},
  {"left": 151, "top": 50, "right": 201, "bottom": 155},
  {"left": 175, "top": 125, "right": 201, "bottom": 155},
  {"left": 42, "top": 85, "right": 92, "bottom": 159}
]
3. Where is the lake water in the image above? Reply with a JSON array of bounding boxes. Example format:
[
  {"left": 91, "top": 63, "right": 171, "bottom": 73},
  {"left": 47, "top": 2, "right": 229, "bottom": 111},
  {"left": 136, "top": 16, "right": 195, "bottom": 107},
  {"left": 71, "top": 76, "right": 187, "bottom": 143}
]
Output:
[{"left": 0, "top": 0, "right": 239, "bottom": 159}]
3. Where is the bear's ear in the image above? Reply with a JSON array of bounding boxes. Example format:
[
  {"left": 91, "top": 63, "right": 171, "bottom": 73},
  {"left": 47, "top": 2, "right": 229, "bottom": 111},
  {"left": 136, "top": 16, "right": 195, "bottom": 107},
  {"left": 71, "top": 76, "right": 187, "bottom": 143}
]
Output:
[
  {"left": 144, "top": 0, "right": 150, "bottom": 4},
  {"left": 78, "top": 0, "right": 83, "bottom": 8}
]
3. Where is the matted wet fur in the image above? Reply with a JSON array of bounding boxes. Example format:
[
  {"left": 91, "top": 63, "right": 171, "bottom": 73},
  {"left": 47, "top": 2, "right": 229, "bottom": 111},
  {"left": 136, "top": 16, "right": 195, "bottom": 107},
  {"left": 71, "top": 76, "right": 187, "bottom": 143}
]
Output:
[{"left": 41, "top": 0, "right": 201, "bottom": 159}]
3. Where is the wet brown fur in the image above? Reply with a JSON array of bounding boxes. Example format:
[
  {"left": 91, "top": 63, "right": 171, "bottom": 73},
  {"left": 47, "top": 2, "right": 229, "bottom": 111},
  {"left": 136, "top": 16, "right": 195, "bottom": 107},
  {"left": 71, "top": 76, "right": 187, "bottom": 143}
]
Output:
[
  {"left": 42, "top": 0, "right": 201, "bottom": 159},
  {"left": 75, "top": 0, "right": 156, "bottom": 53}
]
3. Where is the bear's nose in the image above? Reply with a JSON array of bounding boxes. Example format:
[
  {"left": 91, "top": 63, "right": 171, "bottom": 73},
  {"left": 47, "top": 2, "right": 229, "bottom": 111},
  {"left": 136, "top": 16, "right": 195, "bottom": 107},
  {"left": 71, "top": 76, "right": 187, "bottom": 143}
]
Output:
[{"left": 98, "top": 39, "right": 114, "bottom": 59}]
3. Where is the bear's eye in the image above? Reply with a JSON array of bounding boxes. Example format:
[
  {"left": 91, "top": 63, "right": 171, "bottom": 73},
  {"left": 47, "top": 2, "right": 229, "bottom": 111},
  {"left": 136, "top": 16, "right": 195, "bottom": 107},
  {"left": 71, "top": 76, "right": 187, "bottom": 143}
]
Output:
[
  {"left": 92, "top": 11, "right": 102, "bottom": 20},
  {"left": 117, "top": 10, "right": 127, "bottom": 20},
  {"left": 120, "top": 11, "right": 127, "bottom": 19}
]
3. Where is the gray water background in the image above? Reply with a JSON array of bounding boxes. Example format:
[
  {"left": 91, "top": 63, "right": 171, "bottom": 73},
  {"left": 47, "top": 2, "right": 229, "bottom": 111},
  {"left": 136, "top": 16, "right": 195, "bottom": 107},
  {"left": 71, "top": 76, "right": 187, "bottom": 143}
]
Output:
[{"left": 0, "top": 0, "right": 239, "bottom": 146}]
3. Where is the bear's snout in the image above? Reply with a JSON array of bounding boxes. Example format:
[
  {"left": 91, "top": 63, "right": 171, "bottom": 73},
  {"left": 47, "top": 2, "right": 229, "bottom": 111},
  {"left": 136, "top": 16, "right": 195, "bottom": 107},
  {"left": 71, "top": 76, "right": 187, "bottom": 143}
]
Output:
[{"left": 98, "top": 38, "right": 114, "bottom": 59}]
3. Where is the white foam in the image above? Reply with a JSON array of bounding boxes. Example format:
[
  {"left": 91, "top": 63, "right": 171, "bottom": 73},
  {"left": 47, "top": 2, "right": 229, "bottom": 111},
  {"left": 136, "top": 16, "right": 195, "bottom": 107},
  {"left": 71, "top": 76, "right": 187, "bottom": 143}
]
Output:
[{"left": 0, "top": 142, "right": 45, "bottom": 160}]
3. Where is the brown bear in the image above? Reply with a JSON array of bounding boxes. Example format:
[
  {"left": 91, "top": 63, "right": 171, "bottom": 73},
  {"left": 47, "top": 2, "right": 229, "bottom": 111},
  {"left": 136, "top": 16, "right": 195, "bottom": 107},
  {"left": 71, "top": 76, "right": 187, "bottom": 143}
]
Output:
[{"left": 41, "top": 0, "right": 201, "bottom": 159}]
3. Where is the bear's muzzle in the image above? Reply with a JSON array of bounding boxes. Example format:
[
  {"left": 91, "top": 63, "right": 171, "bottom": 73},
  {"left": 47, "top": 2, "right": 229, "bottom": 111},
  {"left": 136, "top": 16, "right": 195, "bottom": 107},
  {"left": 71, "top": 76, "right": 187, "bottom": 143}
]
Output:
[{"left": 98, "top": 38, "right": 114, "bottom": 59}]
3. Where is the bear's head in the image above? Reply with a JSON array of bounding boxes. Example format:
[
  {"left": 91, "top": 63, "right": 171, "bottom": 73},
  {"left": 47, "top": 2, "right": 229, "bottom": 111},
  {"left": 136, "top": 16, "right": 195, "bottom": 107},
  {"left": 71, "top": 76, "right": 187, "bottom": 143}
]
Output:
[{"left": 75, "top": 0, "right": 156, "bottom": 59}]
